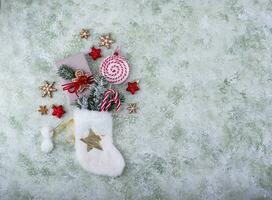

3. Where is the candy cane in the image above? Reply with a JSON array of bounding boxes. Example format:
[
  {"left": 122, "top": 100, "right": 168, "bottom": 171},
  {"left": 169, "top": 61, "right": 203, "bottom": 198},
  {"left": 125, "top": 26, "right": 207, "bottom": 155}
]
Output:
[{"left": 100, "top": 89, "right": 121, "bottom": 112}]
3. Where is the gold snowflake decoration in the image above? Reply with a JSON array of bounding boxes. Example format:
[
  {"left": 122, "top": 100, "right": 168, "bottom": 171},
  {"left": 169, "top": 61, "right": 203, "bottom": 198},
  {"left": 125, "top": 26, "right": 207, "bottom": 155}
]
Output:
[
  {"left": 80, "top": 29, "right": 90, "bottom": 39},
  {"left": 38, "top": 105, "right": 48, "bottom": 115},
  {"left": 39, "top": 81, "right": 57, "bottom": 98},
  {"left": 127, "top": 103, "right": 138, "bottom": 114},
  {"left": 99, "top": 33, "right": 115, "bottom": 49}
]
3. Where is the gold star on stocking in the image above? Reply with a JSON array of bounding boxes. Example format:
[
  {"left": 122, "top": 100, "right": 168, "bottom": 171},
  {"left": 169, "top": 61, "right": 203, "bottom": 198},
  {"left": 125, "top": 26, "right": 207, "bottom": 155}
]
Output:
[
  {"left": 80, "top": 129, "right": 103, "bottom": 152},
  {"left": 99, "top": 33, "right": 115, "bottom": 49},
  {"left": 39, "top": 81, "right": 57, "bottom": 98}
]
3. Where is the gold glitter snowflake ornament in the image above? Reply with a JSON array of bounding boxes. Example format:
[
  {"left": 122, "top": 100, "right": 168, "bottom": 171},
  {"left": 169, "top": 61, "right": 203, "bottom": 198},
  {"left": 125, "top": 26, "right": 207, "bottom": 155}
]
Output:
[
  {"left": 38, "top": 105, "right": 48, "bottom": 115},
  {"left": 127, "top": 103, "right": 138, "bottom": 114},
  {"left": 39, "top": 81, "right": 57, "bottom": 98},
  {"left": 80, "top": 29, "right": 90, "bottom": 39},
  {"left": 99, "top": 33, "right": 115, "bottom": 49}
]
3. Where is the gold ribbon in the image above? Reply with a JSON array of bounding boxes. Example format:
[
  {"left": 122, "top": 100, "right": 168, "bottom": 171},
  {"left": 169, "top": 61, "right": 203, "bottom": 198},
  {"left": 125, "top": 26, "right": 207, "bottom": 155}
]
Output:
[{"left": 53, "top": 119, "right": 75, "bottom": 144}]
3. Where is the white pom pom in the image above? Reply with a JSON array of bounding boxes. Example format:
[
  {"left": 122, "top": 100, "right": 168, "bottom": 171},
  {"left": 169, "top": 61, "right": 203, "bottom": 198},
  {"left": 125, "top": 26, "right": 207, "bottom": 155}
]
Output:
[
  {"left": 41, "top": 126, "right": 54, "bottom": 139},
  {"left": 41, "top": 139, "right": 54, "bottom": 153}
]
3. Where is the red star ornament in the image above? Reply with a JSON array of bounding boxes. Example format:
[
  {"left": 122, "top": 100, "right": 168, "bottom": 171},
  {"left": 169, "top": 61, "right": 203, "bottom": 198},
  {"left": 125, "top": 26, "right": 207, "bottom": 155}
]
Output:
[
  {"left": 89, "top": 47, "right": 102, "bottom": 60},
  {"left": 52, "top": 105, "right": 65, "bottom": 118},
  {"left": 126, "top": 81, "right": 140, "bottom": 95}
]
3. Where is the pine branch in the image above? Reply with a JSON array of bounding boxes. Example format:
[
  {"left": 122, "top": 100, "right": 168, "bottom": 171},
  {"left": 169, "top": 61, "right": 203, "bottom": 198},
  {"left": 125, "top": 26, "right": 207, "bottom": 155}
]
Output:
[
  {"left": 76, "top": 95, "right": 89, "bottom": 109},
  {"left": 75, "top": 75, "right": 126, "bottom": 112},
  {"left": 58, "top": 65, "right": 75, "bottom": 80}
]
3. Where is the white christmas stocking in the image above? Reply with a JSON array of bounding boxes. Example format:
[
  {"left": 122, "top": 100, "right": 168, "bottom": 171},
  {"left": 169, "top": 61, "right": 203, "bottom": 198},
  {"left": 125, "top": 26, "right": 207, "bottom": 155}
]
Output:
[{"left": 73, "top": 108, "right": 125, "bottom": 177}]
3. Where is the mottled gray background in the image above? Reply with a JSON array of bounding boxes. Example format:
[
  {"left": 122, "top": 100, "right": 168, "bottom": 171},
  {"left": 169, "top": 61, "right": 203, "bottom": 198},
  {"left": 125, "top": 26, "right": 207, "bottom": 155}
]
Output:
[{"left": 0, "top": 0, "right": 272, "bottom": 199}]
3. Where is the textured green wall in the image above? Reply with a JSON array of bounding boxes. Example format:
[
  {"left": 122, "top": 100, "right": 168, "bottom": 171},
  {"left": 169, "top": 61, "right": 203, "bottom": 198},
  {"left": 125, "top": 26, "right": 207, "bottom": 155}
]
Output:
[{"left": 0, "top": 0, "right": 271, "bottom": 199}]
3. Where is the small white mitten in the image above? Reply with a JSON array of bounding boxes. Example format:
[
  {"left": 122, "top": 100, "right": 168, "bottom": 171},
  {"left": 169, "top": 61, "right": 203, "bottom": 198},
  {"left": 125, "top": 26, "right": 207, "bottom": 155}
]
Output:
[
  {"left": 41, "top": 139, "right": 54, "bottom": 153},
  {"left": 40, "top": 127, "right": 54, "bottom": 153},
  {"left": 74, "top": 109, "right": 125, "bottom": 177}
]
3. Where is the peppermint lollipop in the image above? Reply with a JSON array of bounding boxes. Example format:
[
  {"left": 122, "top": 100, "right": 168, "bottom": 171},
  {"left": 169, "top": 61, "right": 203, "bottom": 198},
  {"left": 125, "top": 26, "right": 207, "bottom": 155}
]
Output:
[{"left": 100, "top": 49, "right": 129, "bottom": 84}]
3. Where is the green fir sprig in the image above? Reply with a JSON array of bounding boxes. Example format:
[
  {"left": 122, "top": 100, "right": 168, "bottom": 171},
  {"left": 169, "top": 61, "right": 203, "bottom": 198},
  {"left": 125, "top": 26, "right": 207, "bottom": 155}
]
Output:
[{"left": 57, "top": 65, "right": 75, "bottom": 80}]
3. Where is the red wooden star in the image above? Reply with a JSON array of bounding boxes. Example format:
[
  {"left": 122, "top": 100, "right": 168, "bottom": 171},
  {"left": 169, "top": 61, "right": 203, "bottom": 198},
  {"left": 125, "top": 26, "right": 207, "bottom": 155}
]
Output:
[
  {"left": 89, "top": 47, "right": 102, "bottom": 60},
  {"left": 126, "top": 81, "right": 140, "bottom": 95},
  {"left": 52, "top": 105, "right": 65, "bottom": 118}
]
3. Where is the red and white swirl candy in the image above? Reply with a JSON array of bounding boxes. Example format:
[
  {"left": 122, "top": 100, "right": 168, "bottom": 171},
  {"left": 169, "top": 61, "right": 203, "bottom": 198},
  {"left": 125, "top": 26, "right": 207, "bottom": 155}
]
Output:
[{"left": 100, "top": 49, "right": 129, "bottom": 84}]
